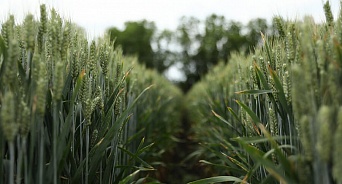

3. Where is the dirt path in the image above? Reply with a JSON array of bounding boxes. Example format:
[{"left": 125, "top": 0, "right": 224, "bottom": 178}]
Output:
[{"left": 154, "top": 109, "right": 210, "bottom": 183}]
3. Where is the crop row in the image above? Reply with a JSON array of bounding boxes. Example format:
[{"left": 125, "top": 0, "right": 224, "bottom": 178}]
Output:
[
  {"left": 0, "top": 5, "right": 182, "bottom": 184},
  {"left": 186, "top": 1, "right": 342, "bottom": 184}
]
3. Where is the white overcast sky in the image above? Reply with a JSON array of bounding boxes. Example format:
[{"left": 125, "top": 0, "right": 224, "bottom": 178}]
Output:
[{"left": 0, "top": 0, "right": 341, "bottom": 38}]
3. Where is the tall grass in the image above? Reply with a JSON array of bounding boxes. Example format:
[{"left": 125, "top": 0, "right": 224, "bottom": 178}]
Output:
[
  {"left": 122, "top": 56, "right": 183, "bottom": 181},
  {"left": 187, "top": 1, "right": 342, "bottom": 184},
  {"left": 0, "top": 4, "right": 182, "bottom": 184}
]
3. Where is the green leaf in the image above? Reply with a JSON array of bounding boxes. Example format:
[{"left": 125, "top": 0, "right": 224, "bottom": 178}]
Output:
[
  {"left": 188, "top": 176, "right": 247, "bottom": 184},
  {"left": 254, "top": 64, "right": 270, "bottom": 90},
  {"left": 235, "top": 100, "right": 261, "bottom": 124},
  {"left": 232, "top": 136, "right": 298, "bottom": 144},
  {"left": 45, "top": 71, "right": 84, "bottom": 182},
  {"left": 200, "top": 160, "right": 246, "bottom": 173},
  {"left": 102, "top": 148, "right": 116, "bottom": 183},
  {"left": 118, "top": 144, "right": 155, "bottom": 170},
  {"left": 269, "top": 69, "right": 290, "bottom": 115},
  {"left": 254, "top": 65, "right": 281, "bottom": 113},
  {"left": 254, "top": 64, "right": 284, "bottom": 119},
  {"left": 235, "top": 127, "right": 297, "bottom": 184},
  {"left": 212, "top": 110, "right": 241, "bottom": 135},
  {"left": 227, "top": 107, "right": 242, "bottom": 124},
  {"left": 88, "top": 115, "right": 133, "bottom": 183},
  {"left": 235, "top": 139, "right": 290, "bottom": 183},
  {"left": 221, "top": 152, "right": 249, "bottom": 172},
  {"left": 261, "top": 33, "right": 274, "bottom": 68},
  {"left": 199, "top": 143, "right": 243, "bottom": 173},
  {"left": 118, "top": 170, "right": 140, "bottom": 184},
  {"left": 258, "top": 124, "right": 296, "bottom": 180},
  {"left": 71, "top": 85, "right": 152, "bottom": 183},
  {"left": 135, "top": 138, "right": 155, "bottom": 157},
  {"left": 235, "top": 89, "right": 273, "bottom": 95}
]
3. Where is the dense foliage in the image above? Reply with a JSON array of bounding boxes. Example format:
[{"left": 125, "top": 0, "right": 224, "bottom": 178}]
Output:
[
  {"left": 2, "top": 2, "right": 342, "bottom": 184},
  {"left": 187, "top": 1, "right": 342, "bottom": 183},
  {"left": 0, "top": 5, "right": 182, "bottom": 184},
  {"left": 108, "top": 16, "right": 269, "bottom": 92}
]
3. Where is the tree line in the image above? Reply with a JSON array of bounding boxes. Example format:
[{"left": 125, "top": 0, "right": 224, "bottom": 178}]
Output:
[{"left": 107, "top": 14, "right": 275, "bottom": 92}]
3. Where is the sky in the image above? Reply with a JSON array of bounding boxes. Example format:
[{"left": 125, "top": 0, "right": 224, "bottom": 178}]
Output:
[
  {"left": 1, "top": 0, "right": 341, "bottom": 38},
  {"left": 0, "top": 0, "right": 341, "bottom": 80}
]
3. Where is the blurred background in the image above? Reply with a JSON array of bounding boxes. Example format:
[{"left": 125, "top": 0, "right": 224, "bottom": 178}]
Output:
[{"left": 1, "top": 0, "right": 340, "bottom": 92}]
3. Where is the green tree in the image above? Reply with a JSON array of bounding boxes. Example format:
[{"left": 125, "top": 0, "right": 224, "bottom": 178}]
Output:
[
  {"left": 178, "top": 16, "right": 269, "bottom": 92},
  {"left": 176, "top": 16, "right": 201, "bottom": 90},
  {"left": 108, "top": 20, "right": 158, "bottom": 69},
  {"left": 221, "top": 21, "right": 247, "bottom": 57},
  {"left": 246, "top": 18, "right": 268, "bottom": 47},
  {"left": 107, "top": 17, "right": 270, "bottom": 92},
  {"left": 154, "top": 29, "right": 177, "bottom": 72}
]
